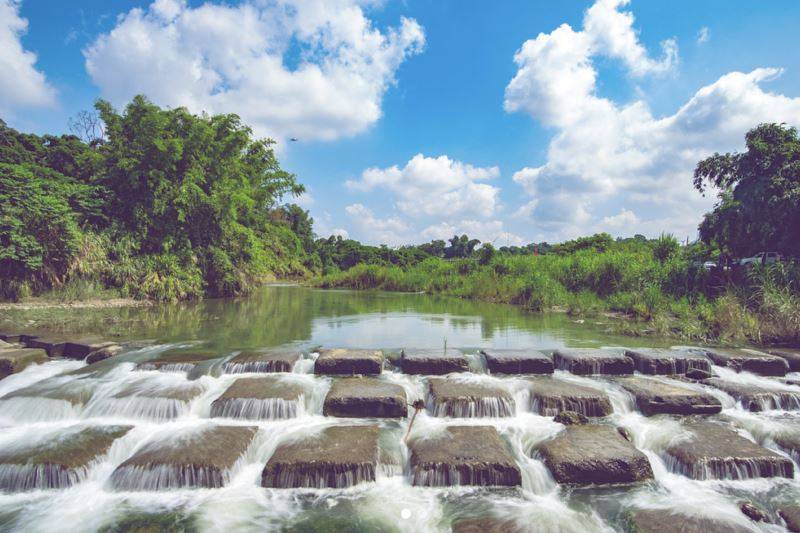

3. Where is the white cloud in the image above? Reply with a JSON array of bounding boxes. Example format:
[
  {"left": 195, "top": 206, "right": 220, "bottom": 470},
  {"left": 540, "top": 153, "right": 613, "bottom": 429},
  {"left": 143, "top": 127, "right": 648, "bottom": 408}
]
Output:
[
  {"left": 505, "top": 0, "right": 800, "bottom": 241},
  {"left": 84, "top": 0, "right": 424, "bottom": 142},
  {"left": 345, "top": 203, "right": 409, "bottom": 245},
  {"left": 601, "top": 208, "right": 639, "bottom": 228},
  {"left": 0, "top": 0, "right": 56, "bottom": 115},
  {"left": 347, "top": 153, "right": 500, "bottom": 218},
  {"left": 697, "top": 26, "right": 709, "bottom": 44}
]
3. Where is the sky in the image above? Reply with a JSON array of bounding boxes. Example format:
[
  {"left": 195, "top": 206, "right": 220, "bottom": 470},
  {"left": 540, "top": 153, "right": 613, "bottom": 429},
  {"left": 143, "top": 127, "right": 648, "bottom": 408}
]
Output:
[{"left": 3, "top": 0, "right": 800, "bottom": 247}]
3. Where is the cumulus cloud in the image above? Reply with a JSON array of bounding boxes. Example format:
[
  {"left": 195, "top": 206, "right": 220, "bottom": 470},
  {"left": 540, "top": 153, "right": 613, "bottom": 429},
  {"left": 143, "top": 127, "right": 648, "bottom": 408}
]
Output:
[
  {"left": 697, "top": 27, "right": 709, "bottom": 44},
  {"left": 347, "top": 154, "right": 500, "bottom": 218},
  {"left": 0, "top": 0, "right": 56, "bottom": 115},
  {"left": 84, "top": 0, "right": 424, "bottom": 142},
  {"left": 505, "top": 0, "right": 800, "bottom": 241},
  {"left": 345, "top": 203, "right": 409, "bottom": 245}
]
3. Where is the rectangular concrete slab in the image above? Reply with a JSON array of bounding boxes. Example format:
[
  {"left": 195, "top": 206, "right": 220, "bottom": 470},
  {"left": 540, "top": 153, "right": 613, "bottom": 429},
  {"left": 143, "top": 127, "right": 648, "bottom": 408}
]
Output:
[
  {"left": 526, "top": 376, "right": 612, "bottom": 417},
  {"left": 401, "top": 348, "right": 469, "bottom": 375},
  {"left": 62, "top": 339, "right": 116, "bottom": 359},
  {"left": 427, "top": 378, "right": 514, "bottom": 417},
  {"left": 0, "top": 348, "right": 48, "bottom": 379},
  {"left": 703, "top": 378, "right": 800, "bottom": 411},
  {"left": 480, "top": 349, "right": 553, "bottom": 374},
  {"left": 211, "top": 376, "right": 306, "bottom": 420},
  {"left": 0, "top": 425, "right": 131, "bottom": 491},
  {"left": 665, "top": 422, "right": 794, "bottom": 480},
  {"left": 136, "top": 349, "right": 220, "bottom": 372},
  {"left": 409, "top": 425, "right": 521, "bottom": 487},
  {"left": 314, "top": 349, "right": 383, "bottom": 375},
  {"left": 553, "top": 348, "right": 633, "bottom": 375},
  {"left": 262, "top": 425, "right": 380, "bottom": 488},
  {"left": 767, "top": 348, "right": 800, "bottom": 372},
  {"left": 613, "top": 376, "right": 721, "bottom": 415},
  {"left": 24, "top": 336, "right": 68, "bottom": 357},
  {"left": 624, "top": 509, "right": 752, "bottom": 533},
  {"left": 323, "top": 378, "right": 407, "bottom": 418},
  {"left": 111, "top": 425, "right": 258, "bottom": 490},
  {"left": 223, "top": 349, "right": 301, "bottom": 373},
  {"left": 537, "top": 425, "right": 654, "bottom": 485},
  {"left": 624, "top": 348, "right": 711, "bottom": 375},
  {"left": 703, "top": 348, "right": 788, "bottom": 376}
]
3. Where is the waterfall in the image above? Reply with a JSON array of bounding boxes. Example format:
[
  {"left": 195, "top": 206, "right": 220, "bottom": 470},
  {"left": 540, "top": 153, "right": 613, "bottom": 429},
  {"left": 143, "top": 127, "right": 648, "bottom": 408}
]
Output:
[
  {"left": 530, "top": 396, "right": 608, "bottom": 417},
  {"left": 427, "top": 396, "right": 514, "bottom": 417},
  {"left": 410, "top": 463, "right": 521, "bottom": 487},
  {"left": 83, "top": 396, "right": 192, "bottom": 421},
  {"left": 223, "top": 361, "right": 290, "bottom": 374},
  {"left": 663, "top": 453, "right": 794, "bottom": 480},
  {"left": 745, "top": 392, "right": 800, "bottom": 411},
  {"left": 0, "top": 397, "right": 82, "bottom": 422},
  {"left": 262, "top": 463, "right": 376, "bottom": 489},
  {"left": 110, "top": 463, "right": 234, "bottom": 490},
  {"left": 210, "top": 397, "right": 302, "bottom": 420},
  {"left": 0, "top": 464, "right": 87, "bottom": 491},
  {"left": 137, "top": 363, "right": 196, "bottom": 372}
]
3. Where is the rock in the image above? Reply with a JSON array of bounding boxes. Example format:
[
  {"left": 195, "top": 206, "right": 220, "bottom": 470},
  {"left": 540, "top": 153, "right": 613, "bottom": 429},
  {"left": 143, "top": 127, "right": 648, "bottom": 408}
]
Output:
[
  {"left": 401, "top": 348, "right": 469, "bottom": 375},
  {"left": 314, "top": 348, "right": 383, "bottom": 375},
  {"left": 553, "top": 411, "right": 588, "bottom": 425},
  {"left": 62, "top": 339, "right": 116, "bottom": 360},
  {"left": 526, "top": 376, "right": 613, "bottom": 417},
  {"left": 779, "top": 506, "right": 800, "bottom": 532},
  {"left": 739, "top": 501, "right": 770, "bottom": 523},
  {"left": 136, "top": 349, "right": 220, "bottom": 372},
  {"left": 452, "top": 517, "right": 522, "bottom": 533},
  {"left": 262, "top": 425, "right": 380, "bottom": 488},
  {"left": 767, "top": 348, "right": 800, "bottom": 372},
  {"left": 409, "top": 425, "right": 521, "bottom": 487},
  {"left": 323, "top": 378, "right": 407, "bottom": 418},
  {"left": 211, "top": 376, "right": 306, "bottom": 420},
  {"left": 553, "top": 348, "right": 634, "bottom": 375},
  {"left": 23, "top": 335, "right": 68, "bottom": 357},
  {"left": 0, "top": 348, "right": 48, "bottom": 379},
  {"left": 624, "top": 509, "right": 752, "bottom": 533},
  {"left": 665, "top": 422, "right": 794, "bottom": 480},
  {"left": 613, "top": 376, "right": 721, "bottom": 416},
  {"left": 536, "top": 425, "right": 653, "bottom": 485},
  {"left": 685, "top": 368, "right": 714, "bottom": 380},
  {"left": 703, "top": 378, "right": 800, "bottom": 411},
  {"left": 223, "top": 349, "right": 301, "bottom": 373},
  {"left": 0, "top": 332, "right": 23, "bottom": 343},
  {"left": 85, "top": 344, "right": 122, "bottom": 365},
  {"left": 624, "top": 348, "right": 711, "bottom": 375},
  {"left": 703, "top": 348, "right": 788, "bottom": 376},
  {"left": 427, "top": 378, "right": 514, "bottom": 417},
  {"left": 111, "top": 425, "right": 257, "bottom": 490},
  {"left": 773, "top": 431, "right": 800, "bottom": 462},
  {"left": 0, "top": 425, "right": 131, "bottom": 491},
  {"left": 480, "top": 349, "right": 553, "bottom": 374}
]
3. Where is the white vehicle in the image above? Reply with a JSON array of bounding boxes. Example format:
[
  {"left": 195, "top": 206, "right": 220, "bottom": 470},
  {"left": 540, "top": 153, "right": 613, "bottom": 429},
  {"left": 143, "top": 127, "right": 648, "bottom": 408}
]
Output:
[
  {"left": 701, "top": 261, "right": 717, "bottom": 270},
  {"left": 739, "top": 252, "right": 783, "bottom": 267}
]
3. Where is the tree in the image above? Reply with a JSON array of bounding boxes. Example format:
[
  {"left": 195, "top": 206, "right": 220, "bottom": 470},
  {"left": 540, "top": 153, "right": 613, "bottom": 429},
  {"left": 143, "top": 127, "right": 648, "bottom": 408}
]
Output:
[
  {"left": 444, "top": 234, "right": 481, "bottom": 259},
  {"left": 694, "top": 123, "right": 800, "bottom": 257}
]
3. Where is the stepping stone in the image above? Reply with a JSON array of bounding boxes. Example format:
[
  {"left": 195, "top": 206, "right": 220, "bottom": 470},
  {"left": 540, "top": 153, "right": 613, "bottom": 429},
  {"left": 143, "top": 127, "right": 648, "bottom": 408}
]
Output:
[
  {"left": 62, "top": 338, "right": 117, "bottom": 360},
  {"left": 323, "top": 378, "right": 407, "bottom": 418},
  {"left": 665, "top": 422, "right": 794, "bottom": 480},
  {"left": 136, "top": 349, "right": 220, "bottom": 372},
  {"left": 0, "top": 332, "right": 23, "bottom": 343},
  {"left": 211, "top": 376, "right": 305, "bottom": 420},
  {"left": 0, "top": 348, "right": 48, "bottom": 379},
  {"left": 85, "top": 382, "right": 204, "bottom": 420},
  {"left": 553, "top": 348, "right": 633, "bottom": 375},
  {"left": 773, "top": 432, "right": 800, "bottom": 462},
  {"left": 314, "top": 348, "right": 383, "bottom": 375},
  {"left": 703, "top": 378, "right": 800, "bottom": 411},
  {"left": 779, "top": 506, "right": 800, "bottom": 532},
  {"left": 2, "top": 377, "right": 94, "bottom": 406},
  {"left": 223, "top": 349, "right": 301, "bottom": 373},
  {"left": 85, "top": 344, "right": 122, "bottom": 365},
  {"left": 624, "top": 509, "right": 751, "bottom": 533},
  {"left": 0, "top": 425, "right": 131, "bottom": 491},
  {"left": 262, "top": 425, "right": 380, "bottom": 488},
  {"left": 624, "top": 348, "right": 711, "bottom": 375},
  {"left": 703, "top": 348, "right": 788, "bottom": 376},
  {"left": 111, "top": 425, "right": 257, "bottom": 490},
  {"left": 427, "top": 378, "right": 514, "bottom": 417},
  {"left": 613, "top": 377, "right": 721, "bottom": 416},
  {"left": 768, "top": 348, "right": 800, "bottom": 372},
  {"left": 408, "top": 425, "right": 521, "bottom": 487},
  {"left": 536, "top": 425, "right": 653, "bottom": 485},
  {"left": 23, "top": 335, "right": 68, "bottom": 357},
  {"left": 401, "top": 348, "right": 469, "bottom": 375},
  {"left": 452, "top": 517, "right": 521, "bottom": 533},
  {"left": 480, "top": 349, "right": 553, "bottom": 374},
  {"left": 526, "top": 376, "right": 612, "bottom": 417}
]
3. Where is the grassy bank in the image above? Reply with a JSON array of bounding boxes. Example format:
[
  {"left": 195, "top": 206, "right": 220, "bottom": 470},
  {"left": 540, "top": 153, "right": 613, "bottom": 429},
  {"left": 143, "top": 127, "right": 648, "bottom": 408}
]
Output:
[{"left": 314, "top": 249, "right": 800, "bottom": 345}]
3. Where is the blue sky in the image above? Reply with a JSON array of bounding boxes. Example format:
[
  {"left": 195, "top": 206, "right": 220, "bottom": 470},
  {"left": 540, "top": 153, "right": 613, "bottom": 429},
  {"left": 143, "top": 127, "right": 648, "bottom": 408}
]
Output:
[{"left": 3, "top": 0, "right": 800, "bottom": 246}]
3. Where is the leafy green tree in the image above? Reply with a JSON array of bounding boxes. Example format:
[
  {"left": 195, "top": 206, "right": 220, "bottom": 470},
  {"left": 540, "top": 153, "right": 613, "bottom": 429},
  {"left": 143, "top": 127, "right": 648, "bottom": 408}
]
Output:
[{"left": 444, "top": 235, "right": 481, "bottom": 258}]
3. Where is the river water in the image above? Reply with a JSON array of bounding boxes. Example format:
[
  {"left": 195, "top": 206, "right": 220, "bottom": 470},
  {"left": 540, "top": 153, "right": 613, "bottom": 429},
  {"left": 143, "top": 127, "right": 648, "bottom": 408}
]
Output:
[{"left": 0, "top": 285, "right": 797, "bottom": 532}]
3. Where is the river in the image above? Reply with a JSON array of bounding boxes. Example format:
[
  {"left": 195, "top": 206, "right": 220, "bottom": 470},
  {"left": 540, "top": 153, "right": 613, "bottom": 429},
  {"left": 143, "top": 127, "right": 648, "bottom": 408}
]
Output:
[{"left": 0, "top": 285, "right": 797, "bottom": 532}]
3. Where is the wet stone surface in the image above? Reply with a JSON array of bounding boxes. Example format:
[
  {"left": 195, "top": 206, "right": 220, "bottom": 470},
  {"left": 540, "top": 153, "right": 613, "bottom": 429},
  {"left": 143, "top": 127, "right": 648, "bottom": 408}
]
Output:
[
  {"left": 451, "top": 517, "right": 522, "bottom": 533},
  {"left": 767, "top": 348, "right": 800, "bottom": 372},
  {"left": 703, "top": 377, "right": 800, "bottom": 411},
  {"left": 262, "top": 425, "right": 380, "bottom": 489},
  {"left": 703, "top": 348, "right": 789, "bottom": 376},
  {"left": 612, "top": 376, "right": 722, "bottom": 416},
  {"left": 665, "top": 422, "right": 794, "bottom": 480},
  {"left": 323, "top": 378, "right": 407, "bottom": 418},
  {"left": 553, "top": 348, "right": 634, "bottom": 375},
  {"left": 623, "top": 348, "right": 711, "bottom": 375},
  {"left": 0, "top": 348, "right": 48, "bottom": 379},
  {"left": 409, "top": 425, "right": 521, "bottom": 487},
  {"left": 427, "top": 378, "right": 514, "bottom": 417},
  {"left": 526, "top": 376, "right": 612, "bottom": 417},
  {"left": 480, "top": 349, "right": 553, "bottom": 374},
  {"left": 211, "top": 376, "right": 306, "bottom": 420},
  {"left": 401, "top": 348, "right": 469, "bottom": 375},
  {"left": 314, "top": 348, "right": 383, "bottom": 375},
  {"left": 773, "top": 431, "right": 800, "bottom": 462},
  {"left": 223, "top": 349, "right": 301, "bottom": 373},
  {"left": 537, "top": 425, "right": 654, "bottom": 485},
  {"left": 779, "top": 506, "right": 800, "bottom": 532},
  {"left": 624, "top": 508, "right": 752, "bottom": 533},
  {"left": 136, "top": 349, "right": 221, "bottom": 372}
]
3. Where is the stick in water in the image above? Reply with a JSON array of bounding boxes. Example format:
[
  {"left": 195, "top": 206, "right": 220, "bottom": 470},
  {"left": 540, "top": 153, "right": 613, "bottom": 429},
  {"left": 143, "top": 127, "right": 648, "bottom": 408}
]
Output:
[{"left": 404, "top": 399, "right": 426, "bottom": 443}]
